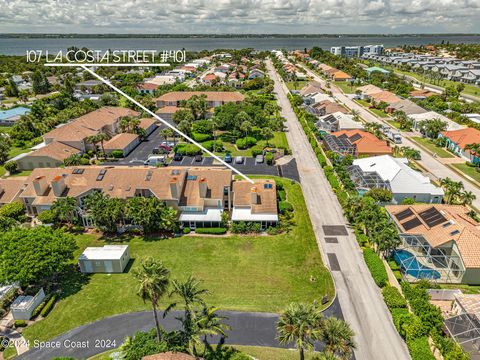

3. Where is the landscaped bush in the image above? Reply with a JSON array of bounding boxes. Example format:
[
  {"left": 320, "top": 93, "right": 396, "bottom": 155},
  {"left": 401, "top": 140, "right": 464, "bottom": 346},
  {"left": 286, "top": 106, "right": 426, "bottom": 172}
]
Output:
[
  {"left": 192, "top": 132, "right": 212, "bottom": 142},
  {"left": 201, "top": 140, "right": 223, "bottom": 152},
  {"left": 277, "top": 189, "right": 287, "bottom": 201},
  {"left": 354, "top": 229, "right": 369, "bottom": 247},
  {"left": 79, "top": 158, "right": 90, "bottom": 165},
  {"left": 14, "top": 320, "right": 27, "bottom": 327},
  {"left": 388, "top": 259, "right": 400, "bottom": 271},
  {"left": 195, "top": 227, "right": 227, "bottom": 235},
  {"left": 231, "top": 221, "right": 262, "bottom": 234},
  {"left": 0, "top": 202, "right": 26, "bottom": 221},
  {"left": 382, "top": 286, "right": 407, "bottom": 308},
  {"left": 40, "top": 294, "right": 57, "bottom": 317},
  {"left": 406, "top": 337, "right": 436, "bottom": 360},
  {"left": 327, "top": 173, "right": 340, "bottom": 190},
  {"left": 236, "top": 136, "right": 257, "bottom": 149},
  {"left": 431, "top": 330, "right": 470, "bottom": 360},
  {"left": 111, "top": 150, "right": 124, "bottom": 158},
  {"left": 251, "top": 149, "right": 263, "bottom": 157},
  {"left": 363, "top": 248, "right": 388, "bottom": 288},
  {"left": 4, "top": 160, "right": 18, "bottom": 174},
  {"left": 278, "top": 200, "right": 294, "bottom": 215},
  {"left": 174, "top": 144, "right": 201, "bottom": 156},
  {"left": 0, "top": 287, "right": 17, "bottom": 311},
  {"left": 265, "top": 152, "right": 274, "bottom": 165},
  {"left": 182, "top": 227, "right": 191, "bottom": 234},
  {"left": 37, "top": 209, "right": 57, "bottom": 224}
]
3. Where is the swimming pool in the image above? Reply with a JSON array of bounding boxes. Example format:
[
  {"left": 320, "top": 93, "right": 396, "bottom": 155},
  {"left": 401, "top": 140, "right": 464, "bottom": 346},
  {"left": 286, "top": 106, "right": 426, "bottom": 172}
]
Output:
[{"left": 393, "top": 249, "right": 441, "bottom": 280}]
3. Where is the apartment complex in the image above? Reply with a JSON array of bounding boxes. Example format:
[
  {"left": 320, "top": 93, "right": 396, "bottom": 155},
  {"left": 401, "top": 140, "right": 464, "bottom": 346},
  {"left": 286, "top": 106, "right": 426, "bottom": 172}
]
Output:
[
  {"left": 331, "top": 44, "right": 384, "bottom": 58},
  {"left": 0, "top": 166, "right": 278, "bottom": 230}
]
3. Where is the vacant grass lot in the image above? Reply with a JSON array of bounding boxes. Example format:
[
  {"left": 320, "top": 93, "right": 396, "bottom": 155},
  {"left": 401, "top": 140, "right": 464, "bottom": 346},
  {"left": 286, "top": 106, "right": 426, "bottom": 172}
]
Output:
[
  {"left": 334, "top": 81, "right": 357, "bottom": 94},
  {"left": 286, "top": 80, "right": 308, "bottom": 91},
  {"left": 411, "top": 137, "right": 454, "bottom": 158},
  {"left": 23, "top": 178, "right": 333, "bottom": 343},
  {"left": 452, "top": 163, "right": 480, "bottom": 183}
]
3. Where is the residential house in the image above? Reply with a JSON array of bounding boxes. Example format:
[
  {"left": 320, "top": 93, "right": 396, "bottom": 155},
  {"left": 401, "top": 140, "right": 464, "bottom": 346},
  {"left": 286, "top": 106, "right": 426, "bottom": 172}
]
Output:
[
  {"left": 0, "top": 178, "right": 26, "bottom": 206},
  {"left": 460, "top": 69, "right": 480, "bottom": 85},
  {"left": 102, "top": 133, "right": 140, "bottom": 157},
  {"left": 15, "top": 142, "right": 81, "bottom": 170},
  {"left": 299, "top": 81, "right": 323, "bottom": 96},
  {"left": 365, "top": 66, "right": 390, "bottom": 75},
  {"left": 369, "top": 91, "right": 401, "bottom": 106},
  {"left": 348, "top": 155, "right": 444, "bottom": 204},
  {"left": 231, "top": 179, "right": 278, "bottom": 230},
  {"left": 386, "top": 99, "right": 428, "bottom": 115},
  {"left": 305, "top": 100, "right": 347, "bottom": 117},
  {"left": 410, "top": 89, "right": 437, "bottom": 99},
  {"left": 315, "top": 112, "right": 364, "bottom": 132},
  {"left": 439, "top": 128, "right": 480, "bottom": 164},
  {"left": 409, "top": 111, "right": 464, "bottom": 131},
  {"left": 0, "top": 107, "right": 31, "bottom": 126},
  {"left": 356, "top": 84, "right": 383, "bottom": 100},
  {"left": 136, "top": 83, "right": 159, "bottom": 95},
  {"left": 323, "top": 129, "right": 393, "bottom": 157},
  {"left": 331, "top": 71, "right": 353, "bottom": 82},
  {"left": 386, "top": 204, "right": 480, "bottom": 284},
  {"left": 248, "top": 69, "right": 265, "bottom": 79},
  {"left": 156, "top": 91, "right": 245, "bottom": 109}
]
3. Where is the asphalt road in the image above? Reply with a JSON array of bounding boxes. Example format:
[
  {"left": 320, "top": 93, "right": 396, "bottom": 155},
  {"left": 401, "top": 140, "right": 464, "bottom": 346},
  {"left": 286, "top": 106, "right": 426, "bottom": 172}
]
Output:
[
  {"left": 267, "top": 59, "right": 411, "bottom": 360},
  {"left": 299, "top": 64, "right": 480, "bottom": 210},
  {"left": 18, "top": 298, "right": 343, "bottom": 360}
]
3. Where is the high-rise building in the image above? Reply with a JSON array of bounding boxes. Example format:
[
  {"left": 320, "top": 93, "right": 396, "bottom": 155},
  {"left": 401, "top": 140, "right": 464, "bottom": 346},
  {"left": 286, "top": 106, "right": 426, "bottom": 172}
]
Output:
[{"left": 330, "top": 45, "right": 383, "bottom": 58}]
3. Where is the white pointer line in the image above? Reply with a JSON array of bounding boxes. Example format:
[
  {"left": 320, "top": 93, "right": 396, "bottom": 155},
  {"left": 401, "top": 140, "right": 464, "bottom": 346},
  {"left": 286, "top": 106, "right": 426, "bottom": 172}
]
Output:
[
  {"left": 72, "top": 64, "right": 254, "bottom": 183},
  {"left": 44, "top": 63, "right": 170, "bottom": 67}
]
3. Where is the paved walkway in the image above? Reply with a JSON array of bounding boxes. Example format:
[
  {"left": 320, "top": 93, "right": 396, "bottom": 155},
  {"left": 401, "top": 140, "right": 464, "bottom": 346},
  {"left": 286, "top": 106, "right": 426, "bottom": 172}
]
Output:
[
  {"left": 300, "top": 64, "right": 480, "bottom": 210},
  {"left": 0, "top": 313, "right": 29, "bottom": 355},
  {"left": 267, "top": 60, "right": 411, "bottom": 360},
  {"left": 18, "top": 299, "right": 343, "bottom": 360}
]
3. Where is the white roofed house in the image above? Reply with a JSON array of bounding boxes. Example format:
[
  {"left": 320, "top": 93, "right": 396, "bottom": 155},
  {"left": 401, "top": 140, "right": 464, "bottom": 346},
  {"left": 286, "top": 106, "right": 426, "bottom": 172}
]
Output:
[
  {"left": 315, "top": 112, "right": 364, "bottom": 132},
  {"left": 347, "top": 155, "right": 444, "bottom": 204},
  {"left": 231, "top": 179, "right": 279, "bottom": 230},
  {"left": 460, "top": 69, "right": 480, "bottom": 85},
  {"left": 409, "top": 111, "right": 465, "bottom": 132}
]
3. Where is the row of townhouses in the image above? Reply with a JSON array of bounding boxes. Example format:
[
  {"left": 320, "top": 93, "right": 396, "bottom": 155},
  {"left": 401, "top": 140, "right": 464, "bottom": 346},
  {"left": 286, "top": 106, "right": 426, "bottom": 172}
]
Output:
[{"left": 0, "top": 166, "right": 279, "bottom": 230}]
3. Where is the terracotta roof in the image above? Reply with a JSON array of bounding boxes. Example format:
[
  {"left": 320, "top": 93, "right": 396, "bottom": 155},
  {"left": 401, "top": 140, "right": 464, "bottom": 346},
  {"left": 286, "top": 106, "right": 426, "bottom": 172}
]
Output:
[
  {"left": 103, "top": 133, "right": 139, "bottom": 150},
  {"left": 299, "top": 81, "right": 323, "bottom": 96},
  {"left": 26, "top": 141, "right": 81, "bottom": 161},
  {"left": 179, "top": 168, "right": 232, "bottom": 207},
  {"left": 44, "top": 107, "right": 140, "bottom": 143},
  {"left": 0, "top": 178, "right": 27, "bottom": 205},
  {"left": 325, "top": 68, "right": 340, "bottom": 75},
  {"left": 202, "top": 73, "right": 217, "bottom": 81},
  {"left": 137, "top": 83, "right": 159, "bottom": 91},
  {"left": 441, "top": 128, "right": 480, "bottom": 151},
  {"left": 332, "top": 71, "right": 353, "bottom": 80},
  {"left": 369, "top": 91, "right": 402, "bottom": 104},
  {"left": 410, "top": 89, "right": 436, "bottom": 98},
  {"left": 156, "top": 91, "right": 245, "bottom": 103},
  {"left": 313, "top": 100, "right": 348, "bottom": 114},
  {"left": 318, "top": 63, "right": 334, "bottom": 72},
  {"left": 357, "top": 84, "right": 383, "bottom": 96},
  {"left": 156, "top": 106, "right": 182, "bottom": 114},
  {"left": 331, "top": 130, "right": 393, "bottom": 155},
  {"left": 142, "top": 352, "right": 197, "bottom": 360},
  {"left": 386, "top": 204, "right": 480, "bottom": 268},
  {"left": 139, "top": 117, "right": 157, "bottom": 130},
  {"left": 233, "top": 179, "right": 277, "bottom": 214}
]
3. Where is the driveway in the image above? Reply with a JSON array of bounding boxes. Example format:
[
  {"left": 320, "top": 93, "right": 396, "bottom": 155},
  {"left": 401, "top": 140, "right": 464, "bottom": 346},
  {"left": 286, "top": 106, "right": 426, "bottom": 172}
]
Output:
[
  {"left": 18, "top": 298, "right": 343, "bottom": 360},
  {"left": 267, "top": 59, "right": 411, "bottom": 360}
]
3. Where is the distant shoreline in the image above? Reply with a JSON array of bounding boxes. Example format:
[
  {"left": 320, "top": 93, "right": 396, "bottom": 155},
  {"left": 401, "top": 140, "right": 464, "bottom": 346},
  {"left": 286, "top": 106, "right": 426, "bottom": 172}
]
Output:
[{"left": 1, "top": 33, "right": 480, "bottom": 39}]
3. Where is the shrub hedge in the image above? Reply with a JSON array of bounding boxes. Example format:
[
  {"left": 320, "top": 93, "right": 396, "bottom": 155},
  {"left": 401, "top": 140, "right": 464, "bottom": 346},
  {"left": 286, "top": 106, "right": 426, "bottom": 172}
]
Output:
[
  {"left": 279, "top": 201, "right": 294, "bottom": 215},
  {"left": 363, "top": 248, "right": 388, "bottom": 287},
  {"left": 111, "top": 150, "right": 124, "bottom": 158},
  {"left": 265, "top": 152, "right": 274, "bottom": 165},
  {"left": 382, "top": 286, "right": 407, "bottom": 309},
  {"left": 236, "top": 137, "right": 257, "bottom": 149},
  {"left": 15, "top": 320, "right": 27, "bottom": 327},
  {"left": 192, "top": 132, "right": 212, "bottom": 142},
  {"left": 195, "top": 227, "right": 227, "bottom": 235},
  {"left": 406, "top": 337, "right": 436, "bottom": 360},
  {"left": 40, "top": 295, "right": 57, "bottom": 317}
]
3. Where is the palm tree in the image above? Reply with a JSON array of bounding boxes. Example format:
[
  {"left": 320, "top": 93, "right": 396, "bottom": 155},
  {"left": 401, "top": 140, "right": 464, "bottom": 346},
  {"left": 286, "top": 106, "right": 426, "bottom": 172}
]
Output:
[
  {"left": 351, "top": 110, "right": 360, "bottom": 122},
  {"left": 440, "top": 177, "right": 464, "bottom": 204},
  {"left": 277, "top": 302, "right": 323, "bottom": 360},
  {"left": 86, "top": 135, "right": 100, "bottom": 157},
  {"left": 51, "top": 197, "right": 78, "bottom": 225},
  {"left": 240, "top": 120, "right": 253, "bottom": 138},
  {"left": 315, "top": 352, "right": 341, "bottom": 360},
  {"left": 160, "top": 128, "right": 173, "bottom": 143},
  {"left": 460, "top": 191, "right": 476, "bottom": 206},
  {"left": 320, "top": 317, "right": 356, "bottom": 360},
  {"left": 165, "top": 276, "right": 209, "bottom": 344},
  {"left": 196, "top": 306, "right": 231, "bottom": 356},
  {"left": 96, "top": 132, "right": 110, "bottom": 158},
  {"left": 132, "top": 257, "right": 170, "bottom": 342}
]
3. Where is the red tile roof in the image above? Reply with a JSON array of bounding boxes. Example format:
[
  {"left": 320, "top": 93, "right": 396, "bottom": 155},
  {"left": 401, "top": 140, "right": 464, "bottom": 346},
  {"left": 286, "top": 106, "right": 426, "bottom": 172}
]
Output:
[
  {"left": 441, "top": 128, "right": 480, "bottom": 151},
  {"left": 331, "top": 130, "right": 393, "bottom": 155}
]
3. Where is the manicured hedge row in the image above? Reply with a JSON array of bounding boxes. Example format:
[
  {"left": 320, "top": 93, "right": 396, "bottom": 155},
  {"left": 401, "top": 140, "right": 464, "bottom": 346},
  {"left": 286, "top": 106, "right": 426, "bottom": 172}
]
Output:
[
  {"left": 195, "top": 227, "right": 227, "bottom": 235},
  {"left": 406, "top": 337, "right": 436, "bottom": 360},
  {"left": 382, "top": 286, "right": 407, "bottom": 309},
  {"left": 40, "top": 295, "right": 57, "bottom": 317},
  {"left": 363, "top": 248, "right": 388, "bottom": 288},
  {"left": 15, "top": 320, "right": 27, "bottom": 327}
]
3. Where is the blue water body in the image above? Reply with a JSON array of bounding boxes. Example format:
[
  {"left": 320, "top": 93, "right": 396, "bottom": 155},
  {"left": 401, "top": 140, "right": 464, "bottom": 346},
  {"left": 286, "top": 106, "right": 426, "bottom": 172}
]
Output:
[
  {"left": 1, "top": 35, "right": 480, "bottom": 55},
  {"left": 0, "top": 106, "right": 30, "bottom": 120},
  {"left": 393, "top": 249, "right": 441, "bottom": 280}
]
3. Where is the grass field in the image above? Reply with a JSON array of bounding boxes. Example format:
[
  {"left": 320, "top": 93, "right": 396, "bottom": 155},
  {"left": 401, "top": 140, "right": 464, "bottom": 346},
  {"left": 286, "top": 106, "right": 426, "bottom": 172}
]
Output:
[
  {"left": 334, "top": 81, "right": 357, "bottom": 94},
  {"left": 411, "top": 137, "right": 454, "bottom": 158},
  {"left": 214, "top": 132, "right": 290, "bottom": 157},
  {"left": 8, "top": 146, "right": 30, "bottom": 159},
  {"left": 286, "top": 80, "right": 308, "bottom": 91},
  {"left": 370, "top": 108, "right": 389, "bottom": 118},
  {"left": 452, "top": 163, "right": 480, "bottom": 183},
  {"left": 22, "top": 177, "right": 333, "bottom": 343},
  {"left": 388, "top": 120, "right": 401, "bottom": 129}
]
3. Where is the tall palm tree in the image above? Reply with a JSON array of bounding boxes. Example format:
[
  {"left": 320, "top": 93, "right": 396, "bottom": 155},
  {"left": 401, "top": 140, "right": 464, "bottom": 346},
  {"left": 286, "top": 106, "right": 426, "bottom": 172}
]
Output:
[
  {"left": 196, "top": 306, "right": 231, "bottom": 356},
  {"left": 165, "top": 276, "right": 209, "bottom": 344},
  {"left": 86, "top": 135, "right": 100, "bottom": 157},
  {"left": 51, "top": 197, "right": 78, "bottom": 225},
  {"left": 320, "top": 317, "right": 356, "bottom": 360},
  {"left": 277, "top": 302, "right": 323, "bottom": 360},
  {"left": 461, "top": 191, "right": 476, "bottom": 206},
  {"left": 132, "top": 257, "right": 170, "bottom": 342},
  {"left": 96, "top": 132, "right": 110, "bottom": 159},
  {"left": 159, "top": 128, "right": 173, "bottom": 144}
]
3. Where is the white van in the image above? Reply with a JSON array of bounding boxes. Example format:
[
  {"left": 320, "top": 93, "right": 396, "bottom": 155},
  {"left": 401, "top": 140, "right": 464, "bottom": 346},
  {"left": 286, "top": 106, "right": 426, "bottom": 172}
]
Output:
[{"left": 144, "top": 155, "right": 166, "bottom": 166}]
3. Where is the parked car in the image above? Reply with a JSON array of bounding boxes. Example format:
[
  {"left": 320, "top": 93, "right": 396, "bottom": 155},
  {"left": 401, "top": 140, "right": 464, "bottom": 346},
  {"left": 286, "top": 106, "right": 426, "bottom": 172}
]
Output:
[
  {"left": 224, "top": 153, "right": 232, "bottom": 163},
  {"left": 194, "top": 153, "right": 203, "bottom": 162},
  {"left": 235, "top": 156, "right": 244, "bottom": 164},
  {"left": 173, "top": 153, "right": 183, "bottom": 161},
  {"left": 152, "top": 147, "right": 161, "bottom": 154},
  {"left": 161, "top": 141, "right": 175, "bottom": 148},
  {"left": 159, "top": 144, "right": 173, "bottom": 152},
  {"left": 144, "top": 155, "right": 166, "bottom": 166},
  {"left": 255, "top": 154, "right": 264, "bottom": 163}
]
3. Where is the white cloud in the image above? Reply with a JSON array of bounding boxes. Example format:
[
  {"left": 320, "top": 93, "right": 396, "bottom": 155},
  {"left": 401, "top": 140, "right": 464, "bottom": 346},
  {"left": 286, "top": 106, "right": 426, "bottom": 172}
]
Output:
[{"left": 0, "top": 0, "right": 478, "bottom": 32}]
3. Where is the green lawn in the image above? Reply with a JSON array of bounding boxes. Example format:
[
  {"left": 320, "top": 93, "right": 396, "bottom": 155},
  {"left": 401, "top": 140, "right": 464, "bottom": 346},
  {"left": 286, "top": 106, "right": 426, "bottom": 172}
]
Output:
[
  {"left": 8, "top": 146, "right": 30, "bottom": 159},
  {"left": 370, "top": 108, "right": 389, "bottom": 118},
  {"left": 334, "top": 81, "right": 357, "bottom": 94},
  {"left": 388, "top": 120, "right": 401, "bottom": 129},
  {"left": 286, "top": 80, "right": 308, "bottom": 91},
  {"left": 22, "top": 178, "right": 334, "bottom": 343},
  {"left": 410, "top": 137, "right": 454, "bottom": 158},
  {"left": 452, "top": 163, "right": 480, "bottom": 183},
  {"left": 9, "top": 170, "right": 32, "bottom": 177},
  {"left": 355, "top": 99, "right": 370, "bottom": 108},
  {"left": 213, "top": 132, "right": 290, "bottom": 157}
]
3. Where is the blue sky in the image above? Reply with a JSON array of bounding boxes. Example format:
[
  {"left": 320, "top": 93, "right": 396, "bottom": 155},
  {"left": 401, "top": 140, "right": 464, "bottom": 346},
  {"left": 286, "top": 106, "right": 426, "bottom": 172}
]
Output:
[{"left": 0, "top": 0, "right": 479, "bottom": 33}]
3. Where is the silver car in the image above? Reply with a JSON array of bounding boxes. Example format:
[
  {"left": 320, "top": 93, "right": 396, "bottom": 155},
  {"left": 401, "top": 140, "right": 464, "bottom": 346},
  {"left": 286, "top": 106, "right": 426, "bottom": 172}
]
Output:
[
  {"left": 235, "top": 156, "right": 244, "bottom": 164},
  {"left": 255, "top": 154, "right": 264, "bottom": 163}
]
